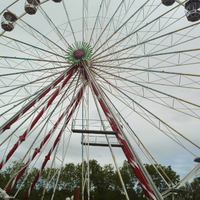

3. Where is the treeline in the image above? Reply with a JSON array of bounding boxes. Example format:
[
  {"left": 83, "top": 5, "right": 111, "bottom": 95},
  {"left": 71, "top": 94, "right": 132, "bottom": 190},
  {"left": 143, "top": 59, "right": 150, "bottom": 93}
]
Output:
[{"left": 0, "top": 160, "right": 199, "bottom": 200}]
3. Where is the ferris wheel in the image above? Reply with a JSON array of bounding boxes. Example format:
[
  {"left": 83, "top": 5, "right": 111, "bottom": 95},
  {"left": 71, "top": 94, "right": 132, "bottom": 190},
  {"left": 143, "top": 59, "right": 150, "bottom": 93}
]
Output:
[{"left": 0, "top": 0, "right": 200, "bottom": 200}]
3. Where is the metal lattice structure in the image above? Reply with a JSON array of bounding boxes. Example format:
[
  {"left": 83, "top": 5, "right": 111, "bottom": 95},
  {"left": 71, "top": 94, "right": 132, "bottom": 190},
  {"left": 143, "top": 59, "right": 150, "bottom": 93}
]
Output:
[{"left": 0, "top": 1, "right": 200, "bottom": 199}]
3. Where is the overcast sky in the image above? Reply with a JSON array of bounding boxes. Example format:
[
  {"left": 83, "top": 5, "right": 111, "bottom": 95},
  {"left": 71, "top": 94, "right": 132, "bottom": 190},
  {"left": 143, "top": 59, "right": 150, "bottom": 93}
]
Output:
[{"left": 0, "top": 1, "right": 200, "bottom": 197}]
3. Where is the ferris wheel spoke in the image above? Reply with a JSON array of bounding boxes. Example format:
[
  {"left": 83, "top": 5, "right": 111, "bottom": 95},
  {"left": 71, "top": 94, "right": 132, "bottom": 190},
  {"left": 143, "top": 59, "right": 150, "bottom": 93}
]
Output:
[
  {"left": 100, "top": 84, "right": 200, "bottom": 159},
  {"left": 5, "top": 82, "right": 86, "bottom": 193},
  {"left": 142, "top": 25, "right": 200, "bottom": 56},
  {"left": 24, "top": 128, "right": 64, "bottom": 200},
  {"left": 61, "top": 1, "right": 77, "bottom": 42},
  {"left": 94, "top": 46, "right": 200, "bottom": 71},
  {"left": 107, "top": 91, "right": 198, "bottom": 189},
  {"left": 0, "top": 70, "right": 64, "bottom": 96},
  {"left": 93, "top": 48, "right": 200, "bottom": 64},
  {"left": 0, "top": 66, "right": 66, "bottom": 77},
  {"left": 23, "top": 81, "right": 86, "bottom": 200},
  {"left": 92, "top": 65, "right": 200, "bottom": 89},
  {"left": 37, "top": 4, "right": 69, "bottom": 47},
  {"left": 0, "top": 55, "right": 67, "bottom": 64},
  {"left": 83, "top": 64, "right": 162, "bottom": 200},
  {"left": 92, "top": 0, "right": 125, "bottom": 51},
  {"left": 0, "top": 66, "right": 77, "bottom": 134},
  {"left": 92, "top": 0, "right": 151, "bottom": 52},
  {"left": 88, "top": 0, "right": 104, "bottom": 44},
  {"left": 92, "top": 2, "right": 183, "bottom": 59},
  {"left": 93, "top": 64, "right": 200, "bottom": 78},
  {"left": 93, "top": 66, "right": 200, "bottom": 112},
  {"left": 42, "top": 134, "right": 72, "bottom": 200},
  {"left": 0, "top": 96, "right": 50, "bottom": 147},
  {"left": 92, "top": 68, "right": 200, "bottom": 150},
  {"left": 90, "top": 90, "right": 131, "bottom": 199},
  {"left": 92, "top": 20, "right": 200, "bottom": 62},
  {"left": 0, "top": 81, "right": 84, "bottom": 190},
  {"left": 92, "top": 0, "right": 151, "bottom": 55},
  {"left": 0, "top": 68, "right": 79, "bottom": 170},
  {"left": 0, "top": 34, "right": 66, "bottom": 60},
  {"left": 106, "top": 98, "right": 175, "bottom": 186},
  {"left": 0, "top": 69, "right": 69, "bottom": 122},
  {"left": 82, "top": 0, "right": 88, "bottom": 42},
  {"left": 16, "top": 17, "right": 66, "bottom": 53}
]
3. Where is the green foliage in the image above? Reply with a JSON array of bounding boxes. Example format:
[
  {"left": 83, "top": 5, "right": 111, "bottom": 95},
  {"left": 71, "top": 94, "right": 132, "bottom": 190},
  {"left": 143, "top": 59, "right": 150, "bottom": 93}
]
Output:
[
  {"left": 182, "top": 178, "right": 200, "bottom": 200},
  {"left": 145, "top": 163, "right": 180, "bottom": 191},
  {"left": 0, "top": 160, "right": 198, "bottom": 200}
]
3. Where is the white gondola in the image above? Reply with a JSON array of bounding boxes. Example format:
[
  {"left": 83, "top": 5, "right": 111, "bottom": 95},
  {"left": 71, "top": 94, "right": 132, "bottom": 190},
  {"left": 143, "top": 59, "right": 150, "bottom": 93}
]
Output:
[
  {"left": 25, "top": 0, "right": 40, "bottom": 15},
  {"left": 1, "top": 12, "right": 17, "bottom": 32}
]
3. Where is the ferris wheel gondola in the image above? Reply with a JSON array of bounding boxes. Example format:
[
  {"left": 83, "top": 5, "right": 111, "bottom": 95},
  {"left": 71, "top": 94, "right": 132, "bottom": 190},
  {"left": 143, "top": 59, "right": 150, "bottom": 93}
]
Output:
[
  {"left": 1, "top": 12, "right": 17, "bottom": 32},
  {"left": 185, "top": 0, "right": 200, "bottom": 21},
  {"left": 162, "top": 0, "right": 175, "bottom": 6},
  {"left": 52, "top": 0, "right": 62, "bottom": 2},
  {"left": 25, "top": 0, "right": 40, "bottom": 15}
]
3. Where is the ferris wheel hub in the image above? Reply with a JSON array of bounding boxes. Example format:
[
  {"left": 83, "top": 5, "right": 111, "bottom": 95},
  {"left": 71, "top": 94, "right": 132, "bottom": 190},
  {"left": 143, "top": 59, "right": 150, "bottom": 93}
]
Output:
[
  {"left": 65, "top": 41, "right": 93, "bottom": 65},
  {"left": 73, "top": 49, "right": 84, "bottom": 59}
]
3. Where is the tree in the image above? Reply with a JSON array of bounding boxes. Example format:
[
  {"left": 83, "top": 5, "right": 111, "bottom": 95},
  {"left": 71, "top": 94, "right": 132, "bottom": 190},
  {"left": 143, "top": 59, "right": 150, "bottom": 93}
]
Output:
[
  {"left": 59, "top": 163, "right": 80, "bottom": 191},
  {"left": 190, "top": 178, "right": 200, "bottom": 200},
  {"left": 115, "top": 160, "right": 138, "bottom": 199},
  {"left": 0, "top": 160, "right": 184, "bottom": 200},
  {"left": 183, "top": 178, "right": 200, "bottom": 200},
  {"left": 145, "top": 164, "right": 180, "bottom": 191}
]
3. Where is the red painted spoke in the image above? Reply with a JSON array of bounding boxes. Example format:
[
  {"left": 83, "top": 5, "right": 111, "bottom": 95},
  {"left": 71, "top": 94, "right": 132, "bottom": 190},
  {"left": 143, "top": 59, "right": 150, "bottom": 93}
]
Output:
[
  {"left": 0, "top": 66, "right": 78, "bottom": 134},
  {"left": 0, "top": 66, "right": 79, "bottom": 169},
  {"left": 23, "top": 82, "right": 86, "bottom": 200},
  {"left": 6, "top": 83, "right": 86, "bottom": 193}
]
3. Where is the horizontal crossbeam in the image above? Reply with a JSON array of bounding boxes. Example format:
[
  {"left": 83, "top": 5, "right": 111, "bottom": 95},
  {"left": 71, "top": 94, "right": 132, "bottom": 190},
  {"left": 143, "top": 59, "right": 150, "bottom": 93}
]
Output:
[
  {"left": 72, "top": 129, "right": 117, "bottom": 135},
  {"left": 81, "top": 142, "right": 123, "bottom": 147}
]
